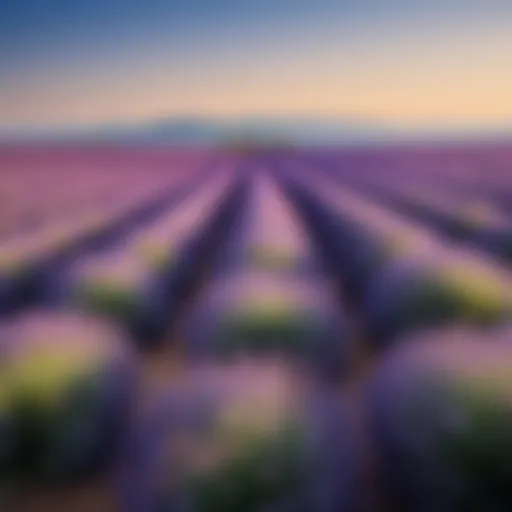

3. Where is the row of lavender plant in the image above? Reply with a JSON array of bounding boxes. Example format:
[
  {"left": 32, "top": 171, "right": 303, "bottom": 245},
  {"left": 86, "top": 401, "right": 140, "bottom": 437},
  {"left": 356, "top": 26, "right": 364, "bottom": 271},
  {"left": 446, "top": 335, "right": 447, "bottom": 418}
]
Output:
[
  {"left": 0, "top": 154, "right": 247, "bottom": 506},
  {"left": 280, "top": 158, "right": 512, "bottom": 347},
  {"left": 326, "top": 161, "right": 512, "bottom": 266},
  {"left": 184, "top": 167, "right": 352, "bottom": 379},
  {"left": 0, "top": 154, "right": 220, "bottom": 315},
  {"left": 119, "top": 164, "right": 362, "bottom": 512},
  {"left": 0, "top": 148, "right": 213, "bottom": 240},
  {"left": 41, "top": 161, "right": 246, "bottom": 347},
  {"left": 283, "top": 149, "right": 512, "bottom": 511}
]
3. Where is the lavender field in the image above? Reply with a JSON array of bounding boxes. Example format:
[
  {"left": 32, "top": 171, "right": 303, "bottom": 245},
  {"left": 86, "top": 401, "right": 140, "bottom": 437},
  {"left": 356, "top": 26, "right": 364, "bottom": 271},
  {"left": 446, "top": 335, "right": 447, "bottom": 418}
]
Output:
[{"left": 1, "top": 143, "right": 512, "bottom": 511}]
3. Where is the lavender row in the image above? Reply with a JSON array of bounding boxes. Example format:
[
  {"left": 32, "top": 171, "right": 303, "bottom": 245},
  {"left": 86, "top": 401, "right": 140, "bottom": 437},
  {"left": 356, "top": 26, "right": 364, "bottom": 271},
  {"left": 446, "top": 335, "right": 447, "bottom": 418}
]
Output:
[
  {"left": 0, "top": 147, "right": 213, "bottom": 240},
  {"left": 334, "top": 169, "right": 512, "bottom": 266},
  {"left": 282, "top": 162, "right": 512, "bottom": 347},
  {"left": 116, "top": 359, "right": 364, "bottom": 512},
  {"left": 44, "top": 164, "right": 246, "bottom": 347},
  {"left": 185, "top": 168, "right": 352, "bottom": 381},
  {"left": 0, "top": 155, "right": 222, "bottom": 315},
  {"left": 368, "top": 324, "right": 512, "bottom": 511},
  {"left": 4, "top": 312, "right": 512, "bottom": 510},
  {"left": 0, "top": 310, "right": 137, "bottom": 483}
]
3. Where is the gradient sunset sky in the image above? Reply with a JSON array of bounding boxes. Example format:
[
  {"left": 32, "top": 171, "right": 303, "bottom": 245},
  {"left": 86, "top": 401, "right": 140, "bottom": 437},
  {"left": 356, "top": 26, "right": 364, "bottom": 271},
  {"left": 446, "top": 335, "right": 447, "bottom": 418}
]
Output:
[{"left": 2, "top": 0, "right": 512, "bottom": 131}]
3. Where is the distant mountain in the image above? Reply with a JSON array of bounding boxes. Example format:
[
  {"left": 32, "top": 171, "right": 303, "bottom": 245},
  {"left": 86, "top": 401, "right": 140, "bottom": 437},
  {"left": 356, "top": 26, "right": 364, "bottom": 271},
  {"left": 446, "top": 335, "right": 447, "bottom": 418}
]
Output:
[
  {"left": 101, "top": 117, "right": 395, "bottom": 145},
  {"left": 1, "top": 116, "right": 511, "bottom": 146},
  {"left": 0, "top": 117, "right": 397, "bottom": 146}
]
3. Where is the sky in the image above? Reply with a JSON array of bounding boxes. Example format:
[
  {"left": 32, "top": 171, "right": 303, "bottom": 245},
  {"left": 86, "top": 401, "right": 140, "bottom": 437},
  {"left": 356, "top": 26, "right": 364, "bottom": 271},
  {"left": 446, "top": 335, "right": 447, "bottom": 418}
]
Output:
[{"left": 2, "top": 0, "right": 512, "bottom": 131}]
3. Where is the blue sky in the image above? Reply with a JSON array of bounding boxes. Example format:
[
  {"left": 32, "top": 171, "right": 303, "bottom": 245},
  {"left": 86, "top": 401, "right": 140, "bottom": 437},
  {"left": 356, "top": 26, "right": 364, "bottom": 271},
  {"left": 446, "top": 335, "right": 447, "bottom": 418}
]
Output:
[{"left": 2, "top": 0, "right": 512, "bottom": 129}]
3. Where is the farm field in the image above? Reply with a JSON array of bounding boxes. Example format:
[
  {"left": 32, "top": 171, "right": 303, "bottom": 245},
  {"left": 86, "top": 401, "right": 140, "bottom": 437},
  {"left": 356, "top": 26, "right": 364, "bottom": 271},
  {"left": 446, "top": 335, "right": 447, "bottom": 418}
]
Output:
[{"left": 1, "top": 143, "right": 512, "bottom": 511}]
